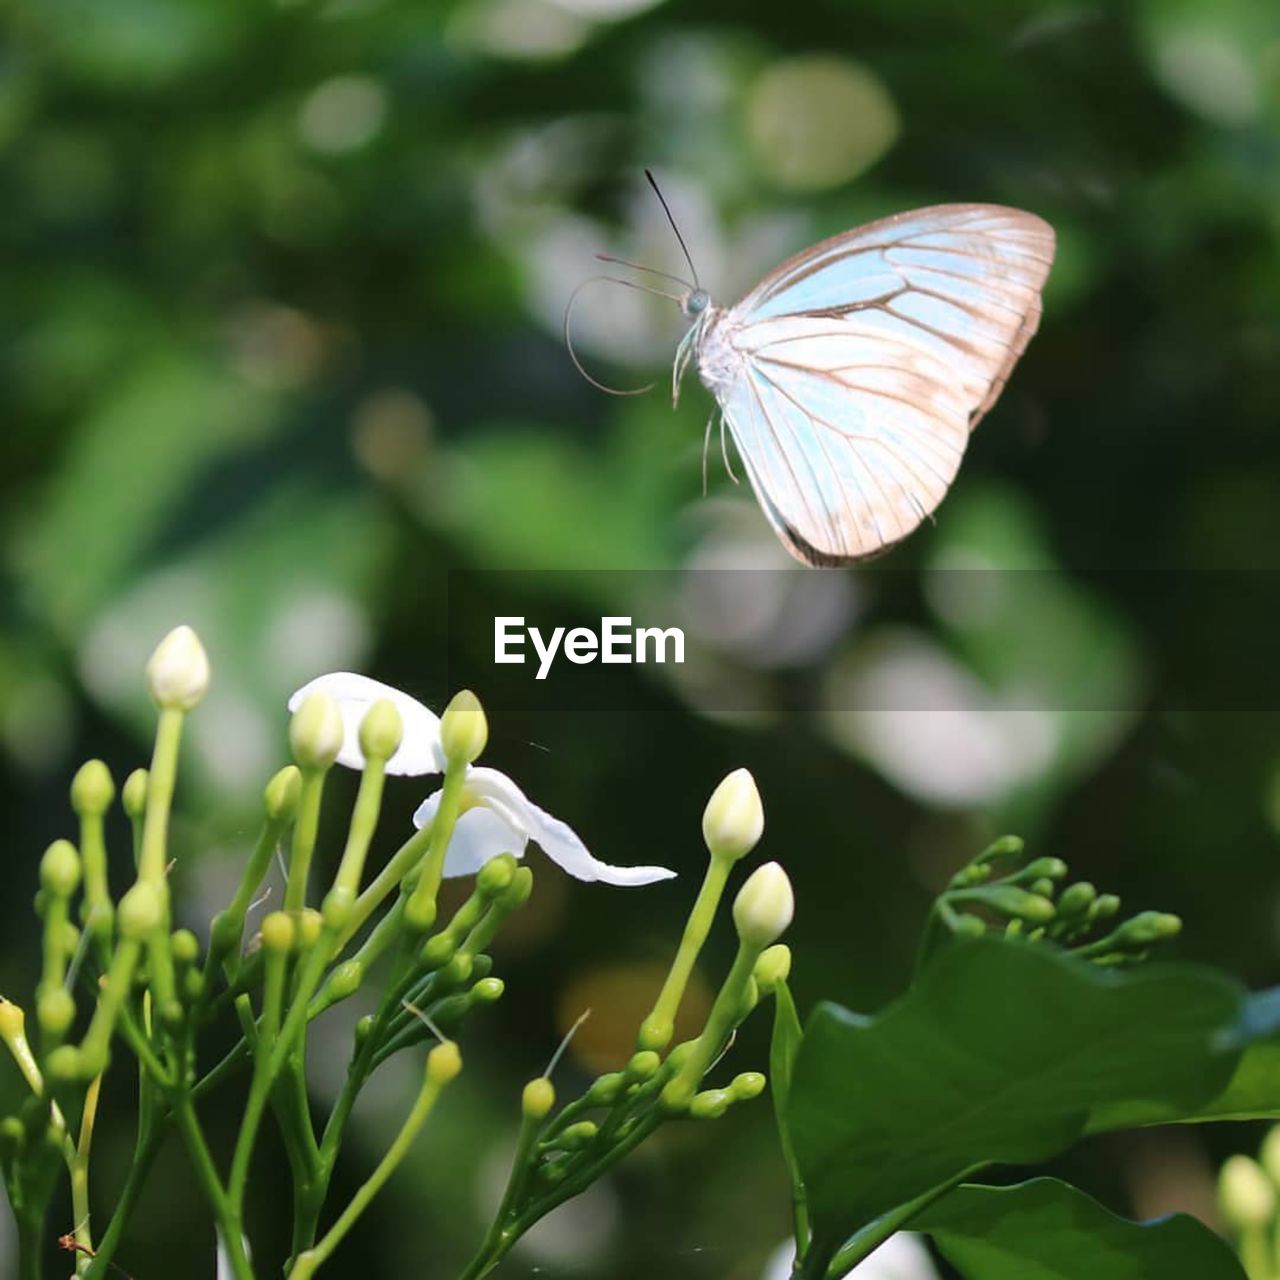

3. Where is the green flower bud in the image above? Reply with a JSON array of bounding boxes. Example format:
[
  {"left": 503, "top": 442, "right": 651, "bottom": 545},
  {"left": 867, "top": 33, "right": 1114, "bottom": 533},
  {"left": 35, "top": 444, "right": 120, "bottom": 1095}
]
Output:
[
  {"left": 1056, "top": 882, "right": 1096, "bottom": 920},
  {"left": 1029, "top": 878, "right": 1055, "bottom": 898},
  {"left": 0, "top": 1000, "right": 26, "bottom": 1046},
  {"left": 264, "top": 765, "right": 303, "bottom": 822},
  {"left": 625, "top": 1050, "right": 661, "bottom": 1083},
  {"left": 523, "top": 1077, "right": 555, "bottom": 1120},
  {"left": 976, "top": 835, "right": 1024, "bottom": 863},
  {"left": 261, "top": 911, "right": 296, "bottom": 954},
  {"left": 146, "top": 625, "right": 211, "bottom": 711},
  {"left": 358, "top": 698, "right": 403, "bottom": 762},
  {"left": 471, "top": 976, "right": 504, "bottom": 1004},
  {"left": 753, "top": 944, "right": 792, "bottom": 992},
  {"left": 182, "top": 969, "right": 204, "bottom": 1002},
  {"left": 426, "top": 1040, "right": 462, "bottom": 1086},
  {"left": 953, "top": 914, "right": 987, "bottom": 939},
  {"left": 733, "top": 862, "right": 794, "bottom": 948},
  {"left": 440, "top": 690, "right": 488, "bottom": 768},
  {"left": 0, "top": 1116, "right": 24, "bottom": 1155},
  {"left": 585, "top": 1072, "right": 626, "bottom": 1106},
  {"left": 1118, "top": 911, "right": 1181, "bottom": 948},
  {"left": 327, "top": 960, "right": 364, "bottom": 1002},
  {"left": 659, "top": 1079, "right": 694, "bottom": 1113},
  {"left": 441, "top": 952, "right": 474, "bottom": 989},
  {"left": 296, "top": 909, "right": 323, "bottom": 949},
  {"left": 558, "top": 1120, "right": 598, "bottom": 1149},
  {"left": 421, "top": 933, "right": 455, "bottom": 969},
  {"left": 40, "top": 840, "right": 81, "bottom": 898},
  {"left": 122, "top": 769, "right": 149, "bottom": 820},
  {"left": 117, "top": 882, "right": 163, "bottom": 940},
  {"left": 70, "top": 760, "right": 114, "bottom": 817},
  {"left": 289, "top": 692, "right": 344, "bottom": 770},
  {"left": 355, "top": 1014, "right": 375, "bottom": 1044},
  {"left": 502, "top": 867, "right": 534, "bottom": 911},
  {"left": 1220, "top": 1154, "right": 1275, "bottom": 1230},
  {"left": 636, "top": 1016, "right": 673, "bottom": 1052},
  {"left": 170, "top": 929, "right": 200, "bottom": 967},
  {"left": 321, "top": 886, "right": 355, "bottom": 932},
  {"left": 689, "top": 1088, "right": 731, "bottom": 1119},
  {"left": 538, "top": 1154, "right": 571, "bottom": 1184},
  {"left": 702, "top": 768, "right": 764, "bottom": 864},
  {"left": 1021, "top": 857, "right": 1069, "bottom": 882},
  {"left": 730, "top": 1071, "right": 767, "bottom": 1101},
  {"left": 37, "top": 987, "right": 75, "bottom": 1038},
  {"left": 664, "top": 1041, "right": 695, "bottom": 1072},
  {"left": 477, "top": 853, "right": 519, "bottom": 899},
  {"left": 46, "top": 1045, "right": 85, "bottom": 1082},
  {"left": 1090, "top": 894, "right": 1121, "bottom": 923},
  {"left": 983, "top": 886, "right": 1055, "bottom": 924}
]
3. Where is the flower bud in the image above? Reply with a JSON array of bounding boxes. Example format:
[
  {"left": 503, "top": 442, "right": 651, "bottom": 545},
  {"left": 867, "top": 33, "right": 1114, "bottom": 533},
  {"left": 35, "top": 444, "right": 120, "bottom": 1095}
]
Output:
[
  {"left": 1090, "top": 894, "right": 1121, "bottom": 923},
  {"left": 37, "top": 987, "right": 75, "bottom": 1038},
  {"left": 558, "top": 1120, "right": 598, "bottom": 1149},
  {"left": 625, "top": 1050, "right": 661, "bottom": 1083},
  {"left": 327, "top": 959, "right": 364, "bottom": 1002},
  {"left": 1022, "top": 857, "right": 1068, "bottom": 882},
  {"left": 701, "top": 768, "right": 764, "bottom": 863},
  {"left": 585, "top": 1072, "right": 625, "bottom": 1106},
  {"left": 983, "top": 886, "right": 1055, "bottom": 925},
  {"left": 170, "top": 930, "right": 200, "bottom": 967},
  {"left": 502, "top": 867, "right": 534, "bottom": 911},
  {"left": 753, "top": 944, "right": 792, "bottom": 992},
  {"left": 730, "top": 1071, "right": 767, "bottom": 1101},
  {"left": 122, "top": 769, "right": 149, "bottom": 820},
  {"left": 0, "top": 1000, "right": 26, "bottom": 1045},
  {"left": 71, "top": 760, "right": 114, "bottom": 817},
  {"left": 477, "top": 853, "right": 518, "bottom": 899},
  {"left": 146, "top": 625, "right": 210, "bottom": 711},
  {"left": 261, "top": 912, "right": 296, "bottom": 954},
  {"left": 117, "top": 882, "right": 163, "bottom": 940},
  {"left": 297, "top": 909, "right": 323, "bottom": 948},
  {"left": 426, "top": 1039, "right": 463, "bottom": 1086},
  {"left": 472, "top": 977, "right": 504, "bottom": 1005},
  {"left": 40, "top": 841, "right": 81, "bottom": 898},
  {"left": 1056, "top": 882, "right": 1097, "bottom": 921},
  {"left": 421, "top": 933, "right": 456, "bottom": 970},
  {"left": 47, "top": 1045, "right": 84, "bottom": 1082},
  {"left": 732, "top": 862, "right": 794, "bottom": 948},
  {"left": 358, "top": 699, "right": 403, "bottom": 763},
  {"left": 289, "top": 692, "right": 344, "bottom": 770},
  {"left": 264, "top": 765, "right": 303, "bottom": 822},
  {"left": 689, "top": 1088, "right": 731, "bottom": 1119},
  {"left": 522, "top": 1077, "right": 555, "bottom": 1120},
  {"left": 1220, "top": 1154, "right": 1275, "bottom": 1229},
  {"left": 1118, "top": 911, "right": 1182, "bottom": 948},
  {"left": 321, "top": 886, "right": 355, "bottom": 932},
  {"left": 440, "top": 690, "right": 488, "bottom": 768}
]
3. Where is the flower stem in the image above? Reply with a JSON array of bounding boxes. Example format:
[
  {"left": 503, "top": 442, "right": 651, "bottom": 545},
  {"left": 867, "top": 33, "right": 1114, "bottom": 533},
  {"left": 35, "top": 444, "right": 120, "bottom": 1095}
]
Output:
[{"left": 285, "top": 769, "right": 327, "bottom": 913}]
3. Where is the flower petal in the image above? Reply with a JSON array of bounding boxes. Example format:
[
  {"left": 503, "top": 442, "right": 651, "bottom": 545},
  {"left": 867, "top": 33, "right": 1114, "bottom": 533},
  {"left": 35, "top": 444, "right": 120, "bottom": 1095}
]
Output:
[
  {"left": 466, "top": 767, "right": 677, "bottom": 886},
  {"left": 288, "top": 672, "right": 444, "bottom": 776},
  {"left": 413, "top": 791, "right": 528, "bottom": 877}
]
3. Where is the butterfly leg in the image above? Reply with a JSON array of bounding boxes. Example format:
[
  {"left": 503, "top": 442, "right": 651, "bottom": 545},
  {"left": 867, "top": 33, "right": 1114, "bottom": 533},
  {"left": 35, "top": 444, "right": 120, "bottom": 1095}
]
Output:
[{"left": 719, "top": 414, "right": 740, "bottom": 485}]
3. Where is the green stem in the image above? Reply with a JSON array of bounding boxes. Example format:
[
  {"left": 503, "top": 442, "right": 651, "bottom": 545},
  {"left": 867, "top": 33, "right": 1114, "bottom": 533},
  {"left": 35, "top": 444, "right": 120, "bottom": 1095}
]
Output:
[
  {"left": 285, "top": 770, "right": 327, "bottom": 913},
  {"left": 69, "top": 1073, "right": 102, "bottom": 1273},
  {"left": 638, "top": 856, "right": 732, "bottom": 1050},
  {"left": 289, "top": 1058, "right": 455, "bottom": 1279},
  {"left": 334, "top": 824, "right": 434, "bottom": 952},
  {"left": 172, "top": 1093, "right": 254, "bottom": 1280},
  {"left": 81, "top": 1116, "right": 165, "bottom": 1280},
  {"left": 138, "top": 708, "right": 183, "bottom": 882},
  {"left": 404, "top": 771, "right": 467, "bottom": 929}
]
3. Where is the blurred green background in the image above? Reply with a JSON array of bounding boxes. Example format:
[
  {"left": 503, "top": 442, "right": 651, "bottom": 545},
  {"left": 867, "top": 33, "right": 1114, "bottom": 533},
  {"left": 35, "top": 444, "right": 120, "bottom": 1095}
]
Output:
[{"left": 2, "top": 0, "right": 1280, "bottom": 1276}]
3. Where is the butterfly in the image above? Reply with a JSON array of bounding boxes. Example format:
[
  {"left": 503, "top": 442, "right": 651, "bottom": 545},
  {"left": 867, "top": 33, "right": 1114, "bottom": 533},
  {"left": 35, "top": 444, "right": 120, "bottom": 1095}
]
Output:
[{"left": 574, "top": 175, "right": 1055, "bottom": 567}]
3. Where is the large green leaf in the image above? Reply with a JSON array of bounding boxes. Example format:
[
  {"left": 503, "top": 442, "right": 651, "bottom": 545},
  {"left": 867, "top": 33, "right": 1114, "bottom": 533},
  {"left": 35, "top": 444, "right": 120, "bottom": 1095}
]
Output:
[
  {"left": 1090, "top": 986, "right": 1280, "bottom": 1130},
  {"left": 916, "top": 1178, "right": 1245, "bottom": 1279},
  {"left": 789, "top": 941, "right": 1242, "bottom": 1276}
]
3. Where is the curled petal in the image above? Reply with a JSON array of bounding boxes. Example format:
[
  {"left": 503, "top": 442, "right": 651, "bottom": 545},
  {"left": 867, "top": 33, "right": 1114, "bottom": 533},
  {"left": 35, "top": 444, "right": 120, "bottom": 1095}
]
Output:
[
  {"left": 465, "top": 767, "right": 676, "bottom": 886},
  {"left": 413, "top": 792, "right": 527, "bottom": 878},
  {"left": 288, "top": 673, "right": 444, "bottom": 776}
]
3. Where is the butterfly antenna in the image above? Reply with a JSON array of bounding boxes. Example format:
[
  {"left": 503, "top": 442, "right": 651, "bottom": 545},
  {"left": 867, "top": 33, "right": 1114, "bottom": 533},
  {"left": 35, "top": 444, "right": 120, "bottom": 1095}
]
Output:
[
  {"left": 645, "top": 169, "right": 700, "bottom": 290},
  {"left": 595, "top": 253, "right": 693, "bottom": 292},
  {"left": 544, "top": 1008, "right": 592, "bottom": 1079},
  {"left": 564, "top": 276, "right": 669, "bottom": 396}
]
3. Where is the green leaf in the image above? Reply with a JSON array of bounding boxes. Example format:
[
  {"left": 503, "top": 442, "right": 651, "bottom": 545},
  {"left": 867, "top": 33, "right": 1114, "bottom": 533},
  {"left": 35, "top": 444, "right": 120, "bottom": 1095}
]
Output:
[
  {"left": 916, "top": 1178, "right": 1245, "bottom": 1279},
  {"left": 1090, "top": 985, "right": 1280, "bottom": 1130},
  {"left": 788, "top": 940, "right": 1241, "bottom": 1276},
  {"left": 770, "top": 978, "right": 809, "bottom": 1248}
]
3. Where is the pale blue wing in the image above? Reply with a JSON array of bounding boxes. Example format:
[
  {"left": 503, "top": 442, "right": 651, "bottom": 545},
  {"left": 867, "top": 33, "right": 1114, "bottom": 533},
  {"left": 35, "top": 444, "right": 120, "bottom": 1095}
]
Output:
[{"left": 697, "top": 205, "right": 1054, "bottom": 564}]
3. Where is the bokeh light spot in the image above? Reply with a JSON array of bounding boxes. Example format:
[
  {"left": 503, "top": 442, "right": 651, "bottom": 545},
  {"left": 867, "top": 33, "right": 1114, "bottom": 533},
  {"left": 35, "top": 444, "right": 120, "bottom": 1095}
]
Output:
[
  {"left": 748, "top": 56, "right": 900, "bottom": 192},
  {"left": 298, "top": 75, "right": 388, "bottom": 154}
]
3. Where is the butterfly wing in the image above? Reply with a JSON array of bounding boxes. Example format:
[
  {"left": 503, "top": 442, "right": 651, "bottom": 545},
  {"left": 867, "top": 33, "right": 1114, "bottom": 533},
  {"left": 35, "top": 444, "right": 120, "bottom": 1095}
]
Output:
[{"left": 699, "top": 204, "right": 1054, "bottom": 565}]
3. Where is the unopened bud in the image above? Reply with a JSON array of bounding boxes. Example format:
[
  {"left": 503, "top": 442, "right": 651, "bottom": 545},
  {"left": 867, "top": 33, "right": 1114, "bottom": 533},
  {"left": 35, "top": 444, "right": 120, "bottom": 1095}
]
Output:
[
  {"left": 426, "top": 1040, "right": 463, "bottom": 1086},
  {"left": 122, "top": 769, "right": 149, "bottom": 820},
  {"left": 730, "top": 1071, "right": 766, "bottom": 1100},
  {"left": 358, "top": 699, "right": 403, "bottom": 763},
  {"left": 477, "top": 853, "right": 518, "bottom": 899},
  {"left": 558, "top": 1120, "right": 598, "bottom": 1149},
  {"left": 40, "top": 841, "right": 81, "bottom": 898},
  {"left": 146, "top": 625, "right": 210, "bottom": 711},
  {"left": 289, "top": 693, "right": 344, "bottom": 770},
  {"left": 1056, "top": 882, "right": 1096, "bottom": 920},
  {"left": 71, "top": 760, "right": 114, "bottom": 817},
  {"left": 1220, "top": 1154, "right": 1275, "bottom": 1230},
  {"left": 753, "top": 944, "right": 792, "bottom": 992},
  {"left": 702, "top": 768, "right": 764, "bottom": 863},
  {"left": 37, "top": 988, "right": 75, "bottom": 1038},
  {"left": 625, "top": 1050, "right": 661, "bottom": 1083},
  {"left": 117, "top": 882, "right": 163, "bottom": 940},
  {"left": 733, "top": 862, "right": 794, "bottom": 948},
  {"left": 440, "top": 690, "right": 488, "bottom": 768},
  {"left": 522, "top": 1077, "right": 555, "bottom": 1120},
  {"left": 261, "top": 912, "right": 296, "bottom": 954},
  {"left": 689, "top": 1088, "right": 731, "bottom": 1119},
  {"left": 264, "top": 766, "right": 303, "bottom": 822}
]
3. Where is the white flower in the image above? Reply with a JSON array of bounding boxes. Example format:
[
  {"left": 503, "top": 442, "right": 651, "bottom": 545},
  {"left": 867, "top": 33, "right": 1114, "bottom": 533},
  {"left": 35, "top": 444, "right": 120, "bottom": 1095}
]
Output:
[
  {"left": 414, "top": 766, "right": 676, "bottom": 887},
  {"left": 763, "top": 1234, "right": 938, "bottom": 1280},
  {"left": 288, "top": 672, "right": 445, "bottom": 776},
  {"left": 287, "top": 672, "right": 676, "bottom": 887}
]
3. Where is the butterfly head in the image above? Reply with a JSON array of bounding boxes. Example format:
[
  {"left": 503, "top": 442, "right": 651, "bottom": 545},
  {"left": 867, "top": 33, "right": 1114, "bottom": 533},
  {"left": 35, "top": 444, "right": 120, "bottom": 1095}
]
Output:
[{"left": 681, "top": 288, "right": 711, "bottom": 320}]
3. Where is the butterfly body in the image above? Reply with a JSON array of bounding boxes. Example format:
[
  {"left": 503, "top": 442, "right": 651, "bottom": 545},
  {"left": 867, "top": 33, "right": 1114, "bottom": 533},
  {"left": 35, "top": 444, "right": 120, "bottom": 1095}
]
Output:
[{"left": 675, "top": 203, "right": 1055, "bottom": 566}]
